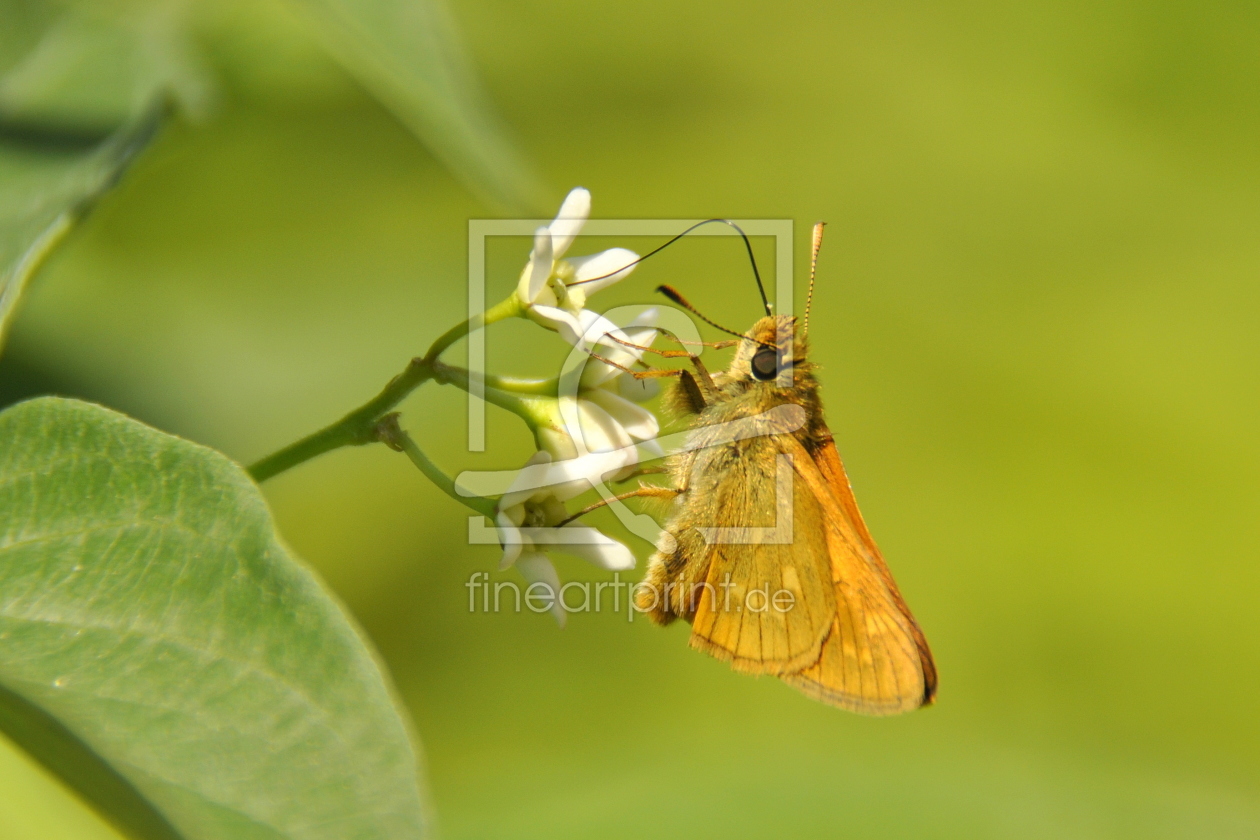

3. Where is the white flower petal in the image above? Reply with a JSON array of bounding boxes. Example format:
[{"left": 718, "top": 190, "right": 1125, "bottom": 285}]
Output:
[
  {"left": 576, "top": 345, "right": 630, "bottom": 394},
  {"left": 517, "top": 552, "right": 566, "bottom": 626},
  {"left": 579, "top": 358, "right": 622, "bottom": 390},
  {"left": 574, "top": 308, "right": 608, "bottom": 339},
  {"left": 576, "top": 310, "right": 634, "bottom": 354},
  {"left": 517, "top": 433, "right": 616, "bottom": 497},
  {"left": 535, "top": 424, "right": 578, "bottom": 462},
  {"left": 498, "top": 533, "right": 524, "bottom": 569},
  {"left": 523, "top": 447, "right": 628, "bottom": 494},
  {"left": 627, "top": 307, "right": 660, "bottom": 329},
  {"left": 573, "top": 317, "right": 653, "bottom": 391},
  {"left": 620, "top": 326, "right": 659, "bottom": 353},
  {"left": 531, "top": 304, "right": 586, "bottom": 345},
  {"left": 541, "top": 452, "right": 601, "bottom": 489},
  {"left": 496, "top": 511, "right": 525, "bottom": 569},
  {"left": 590, "top": 308, "right": 660, "bottom": 376},
  {"left": 498, "top": 450, "right": 553, "bottom": 510},
  {"left": 577, "top": 318, "right": 660, "bottom": 390},
  {"left": 579, "top": 345, "right": 650, "bottom": 390},
  {"left": 572, "top": 397, "right": 634, "bottom": 455},
  {"left": 549, "top": 187, "right": 590, "bottom": 259},
  {"left": 583, "top": 389, "right": 660, "bottom": 441},
  {"left": 518, "top": 226, "right": 554, "bottom": 303},
  {"left": 568, "top": 248, "right": 639, "bottom": 295},
  {"left": 556, "top": 524, "right": 637, "bottom": 570}
]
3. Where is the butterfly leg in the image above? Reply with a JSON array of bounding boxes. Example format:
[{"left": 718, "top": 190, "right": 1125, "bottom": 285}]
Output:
[
  {"left": 557, "top": 484, "right": 679, "bottom": 527},
  {"left": 607, "top": 329, "right": 738, "bottom": 355},
  {"left": 613, "top": 465, "right": 669, "bottom": 482},
  {"left": 635, "top": 515, "right": 719, "bottom": 626},
  {"left": 584, "top": 328, "right": 722, "bottom": 410},
  {"left": 608, "top": 328, "right": 725, "bottom": 406}
]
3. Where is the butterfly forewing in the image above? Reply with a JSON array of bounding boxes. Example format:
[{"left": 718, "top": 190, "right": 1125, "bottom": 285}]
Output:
[{"left": 778, "top": 431, "right": 937, "bottom": 713}]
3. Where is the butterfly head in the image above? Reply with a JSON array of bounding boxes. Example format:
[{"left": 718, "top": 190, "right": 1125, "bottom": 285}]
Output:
[
  {"left": 733, "top": 314, "right": 810, "bottom": 389},
  {"left": 732, "top": 220, "right": 826, "bottom": 390}
]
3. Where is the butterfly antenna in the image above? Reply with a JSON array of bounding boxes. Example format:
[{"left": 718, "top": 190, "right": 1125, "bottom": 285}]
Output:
[
  {"left": 804, "top": 221, "right": 825, "bottom": 336},
  {"left": 656, "top": 285, "right": 748, "bottom": 340},
  {"left": 566, "top": 218, "right": 772, "bottom": 317}
]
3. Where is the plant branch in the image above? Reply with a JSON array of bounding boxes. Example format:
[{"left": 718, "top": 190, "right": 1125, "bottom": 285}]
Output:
[
  {"left": 431, "top": 361, "right": 558, "bottom": 415},
  {"left": 247, "top": 296, "right": 523, "bottom": 483},
  {"left": 247, "top": 357, "right": 434, "bottom": 482},
  {"left": 373, "top": 414, "right": 496, "bottom": 517}
]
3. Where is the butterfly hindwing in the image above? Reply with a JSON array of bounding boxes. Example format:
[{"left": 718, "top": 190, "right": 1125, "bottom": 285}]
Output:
[{"left": 683, "top": 433, "right": 836, "bottom": 674}]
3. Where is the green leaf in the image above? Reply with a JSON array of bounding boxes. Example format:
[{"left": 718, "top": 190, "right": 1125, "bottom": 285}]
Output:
[
  {"left": 0, "top": 397, "right": 429, "bottom": 840},
  {"left": 0, "top": 1, "right": 213, "bottom": 354},
  {"left": 292, "top": 0, "right": 545, "bottom": 212},
  {"left": 0, "top": 2, "right": 210, "bottom": 128},
  {"left": 0, "top": 103, "right": 162, "bottom": 354}
]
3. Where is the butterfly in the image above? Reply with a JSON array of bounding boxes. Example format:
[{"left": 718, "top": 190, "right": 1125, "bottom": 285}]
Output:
[{"left": 627, "top": 223, "right": 937, "bottom": 714}]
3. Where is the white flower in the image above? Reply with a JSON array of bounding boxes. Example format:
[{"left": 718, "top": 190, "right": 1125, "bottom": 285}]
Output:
[
  {"left": 495, "top": 451, "right": 636, "bottom": 625},
  {"left": 531, "top": 308, "right": 664, "bottom": 489},
  {"left": 574, "top": 308, "right": 664, "bottom": 461},
  {"left": 516, "top": 187, "right": 639, "bottom": 346},
  {"left": 576, "top": 307, "right": 661, "bottom": 411}
]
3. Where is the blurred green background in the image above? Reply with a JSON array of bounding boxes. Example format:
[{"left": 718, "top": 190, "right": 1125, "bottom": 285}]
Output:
[{"left": 3, "top": 0, "right": 1260, "bottom": 837}]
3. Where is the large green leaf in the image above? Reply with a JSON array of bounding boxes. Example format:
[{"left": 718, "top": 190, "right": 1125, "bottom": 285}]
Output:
[
  {"left": 0, "top": 397, "right": 428, "bottom": 840},
  {"left": 292, "top": 0, "right": 545, "bottom": 212}
]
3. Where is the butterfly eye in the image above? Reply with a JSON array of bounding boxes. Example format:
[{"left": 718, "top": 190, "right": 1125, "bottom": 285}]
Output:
[{"left": 751, "top": 346, "right": 778, "bottom": 381}]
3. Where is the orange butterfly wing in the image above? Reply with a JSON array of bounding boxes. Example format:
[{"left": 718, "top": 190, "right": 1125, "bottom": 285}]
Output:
[
  {"left": 686, "top": 453, "right": 840, "bottom": 676},
  {"left": 778, "top": 430, "right": 937, "bottom": 714}
]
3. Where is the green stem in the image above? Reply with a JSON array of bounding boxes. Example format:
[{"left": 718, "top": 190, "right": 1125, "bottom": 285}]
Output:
[
  {"left": 432, "top": 361, "right": 556, "bottom": 425},
  {"left": 421, "top": 295, "right": 520, "bottom": 365},
  {"left": 374, "top": 414, "right": 496, "bottom": 517},
  {"left": 478, "top": 373, "right": 557, "bottom": 396},
  {"left": 247, "top": 358, "right": 433, "bottom": 482},
  {"left": 247, "top": 296, "right": 523, "bottom": 482}
]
